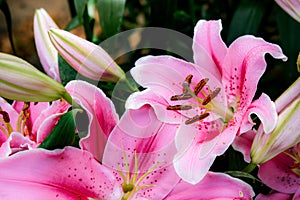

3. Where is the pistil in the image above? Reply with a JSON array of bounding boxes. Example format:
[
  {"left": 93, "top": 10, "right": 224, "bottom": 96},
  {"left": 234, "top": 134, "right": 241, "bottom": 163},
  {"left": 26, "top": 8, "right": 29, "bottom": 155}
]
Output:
[{"left": 119, "top": 151, "right": 157, "bottom": 200}]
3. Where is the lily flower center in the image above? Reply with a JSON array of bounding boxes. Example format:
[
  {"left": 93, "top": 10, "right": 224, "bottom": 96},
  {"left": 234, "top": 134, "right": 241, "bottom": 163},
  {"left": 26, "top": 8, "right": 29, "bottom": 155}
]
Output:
[
  {"left": 118, "top": 151, "right": 158, "bottom": 200},
  {"left": 166, "top": 74, "right": 233, "bottom": 125},
  {"left": 284, "top": 143, "right": 300, "bottom": 176},
  {"left": 0, "top": 102, "right": 30, "bottom": 137}
]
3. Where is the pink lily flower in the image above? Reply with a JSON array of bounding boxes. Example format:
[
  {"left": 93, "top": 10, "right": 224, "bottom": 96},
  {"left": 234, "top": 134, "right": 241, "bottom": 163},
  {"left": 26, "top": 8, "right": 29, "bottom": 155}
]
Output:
[
  {"left": 127, "top": 19, "right": 286, "bottom": 183},
  {"left": 102, "top": 103, "right": 254, "bottom": 199},
  {"left": 0, "top": 104, "right": 254, "bottom": 199},
  {"left": 0, "top": 97, "right": 70, "bottom": 157},
  {"left": 65, "top": 80, "right": 119, "bottom": 162},
  {"left": 34, "top": 8, "right": 61, "bottom": 82},
  {"left": 275, "top": 0, "right": 300, "bottom": 23}
]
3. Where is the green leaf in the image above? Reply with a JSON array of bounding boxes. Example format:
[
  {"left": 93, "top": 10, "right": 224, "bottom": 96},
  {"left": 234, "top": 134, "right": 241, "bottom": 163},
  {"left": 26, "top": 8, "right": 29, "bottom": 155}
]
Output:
[
  {"left": 225, "top": 171, "right": 262, "bottom": 183},
  {"left": 58, "top": 54, "right": 77, "bottom": 86},
  {"left": 96, "top": 0, "right": 126, "bottom": 39},
  {"left": 65, "top": 15, "right": 82, "bottom": 31},
  {"left": 74, "top": 0, "right": 88, "bottom": 19},
  {"left": 227, "top": 0, "right": 267, "bottom": 44},
  {"left": 0, "top": 0, "right": 16, "bottom": 54},
  {"left": 38, "top": 109, "right": 82, "bottom": 150}
]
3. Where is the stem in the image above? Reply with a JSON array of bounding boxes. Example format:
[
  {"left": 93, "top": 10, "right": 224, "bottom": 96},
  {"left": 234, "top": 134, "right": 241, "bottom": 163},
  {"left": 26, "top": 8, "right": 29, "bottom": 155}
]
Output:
[
  {"left": 122, "top": 78, "right": 139, "bottom": 93},
  {"left": 242, "top": 162, "right": 257, "bottom": 173}
]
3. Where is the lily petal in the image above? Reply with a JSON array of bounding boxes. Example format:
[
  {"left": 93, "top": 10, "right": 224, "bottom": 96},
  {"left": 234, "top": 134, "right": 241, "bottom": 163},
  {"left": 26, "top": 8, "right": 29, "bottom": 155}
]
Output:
[
  {"left": 126, "top": 89, "right": 184, "bottom": 124},
  {"left": 132, "top": 55, "right": 222, "bottom": 99},
  {"left": 66, "top": 80, "right": 118, "bottom": 162},
  {"left": 34, "top": 8, "right": 60, "bottom": 82},
  {"left": 258, "top": 152, "right": 300, "bottom": 194},
  {"left": 232, "top": 130, "right": 256, "bottom": 163},
  {"left": 0, "top": 132, "right": 35, "bottom": 157},
  {"left": 0, "top": 147, "right": 120, "bottom": 199},
  {"left": 222, "top": 35, "right": 287, "bottom": 111},
  {"left": 193, "top": 20, "right": 227, "bottom": 79},
  {"left": 275, "top": 0, "right": 300, "bottom": 23},
  {"left": 255, "top": 191, "right": 292, "bottom": 200},
  {"left": 165, "top": 172, "right": 255, "bottom": 199},
  {"left": 48, "top": 28, "right": 125, "bottom": 82},
  {"left": 103, "top": 104, "right": 180, "bottom": 199},
  {"left": 173, "top": 120, "right": 238, "bottom": 184},
  {"left": 240, "top": 93, "right": 277, "bottom": 134}
]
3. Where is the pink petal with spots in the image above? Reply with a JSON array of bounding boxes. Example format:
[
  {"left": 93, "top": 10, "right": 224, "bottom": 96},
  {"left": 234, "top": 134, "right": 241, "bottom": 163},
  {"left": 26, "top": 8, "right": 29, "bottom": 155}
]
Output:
[
  {"left": 193, "top": 20, "right": 227, "bottom": 79},
  {"left": 103, "top": 104, "right": 180, "bottom": 199},
  {"left": 0, "top": 147, "right": 121, "bottom": 200},
  {"left": 66, "top": 80, "right": 118, "bottom": 162},
  {"left": 126, "top": 89, "right": 184, "bottom": 124},
  {"left": 221, "top": 35, "right": 286, "bottom": 111},
  {"left": 0, "top": 132, "right": 36, "bottom": 157},
  {"left": 174, "top": 119, "right": 239, "bottom": 184},
  {"left": 232, "top": 130, "right": 256, "bottom": 163},
  {"left": 165, "top": 172, "right": 255, "bottom": 199},
  {"left": 258, "top": 152, "right": 300, "bottom": 194},
  {"left": 132, "top": 55, "right": 223, "bottom": 100},
  {"left": 240, "top": 93, "right": 277, "bottom": 135},
  {"left": 256, "top": 191, "right": 293, "bottom": 200}
]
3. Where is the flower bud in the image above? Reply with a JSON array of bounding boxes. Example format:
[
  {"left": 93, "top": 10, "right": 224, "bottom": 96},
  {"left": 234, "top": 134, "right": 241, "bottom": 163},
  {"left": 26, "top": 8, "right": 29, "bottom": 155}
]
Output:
[
  {"left": 250, "top": 77, "right": 300, "bottom": 164},
  {"left": 48, "top": 28, "right": 125, "bottom": 82},
  {"left": 0, "top": 53, "right": 71, "bottom": 103},
  {"left": 34, "top": 8, "right": 60, "bottom": 82}
]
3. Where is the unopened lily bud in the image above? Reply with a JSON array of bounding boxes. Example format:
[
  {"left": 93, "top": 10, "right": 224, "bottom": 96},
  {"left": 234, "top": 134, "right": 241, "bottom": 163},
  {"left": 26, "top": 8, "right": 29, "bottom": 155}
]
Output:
[
  {"left": 48, "top": 28, "right": 125, "bottom": 82},
  {"left": 34, "top": 8, "right": 60, "bottom": 82},
  {"left": 250, "top": 77, "right": 300, "bottom": 164},
  {"left": 0, "top": 53, "right": 72, "bottom": 103}
]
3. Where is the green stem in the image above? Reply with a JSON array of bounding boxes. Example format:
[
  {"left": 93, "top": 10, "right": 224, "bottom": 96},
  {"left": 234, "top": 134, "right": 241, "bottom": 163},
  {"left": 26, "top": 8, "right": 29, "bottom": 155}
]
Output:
[
  {"left": 242, "top": 162, "right": 257, "bottom": 173},
  {"left": 122, "top": 78, "right": 139, "bottom": 93}
]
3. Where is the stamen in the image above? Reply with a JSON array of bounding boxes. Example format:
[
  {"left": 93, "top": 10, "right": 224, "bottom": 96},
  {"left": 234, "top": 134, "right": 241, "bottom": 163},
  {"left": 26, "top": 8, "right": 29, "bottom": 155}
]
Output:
[
  {"left": 0, "top": 111, "right": 10, "bottom": 123},
  {"left": 0, "top": 110, "right": 13, "bottom": 134},
  {"left": 210, "top": 87, "right": 221, "bottom": 99},
  {"left": 202, "top": 87, "right": 221, "bottom": 105},
  {"left": 185, "top": 113, "right": 210, "bottom": 125},
  {"left": 170, "top": 94, "right": 192, "bottom": 101},
  {"left": 182, "top": 74, "right": 193, "bottom": 94},
  {"left": 167, "top": 105, "right": 192, "bottom": 110},
  {"left": 194, "top": 78, "right": 209, "bottom": 95}
]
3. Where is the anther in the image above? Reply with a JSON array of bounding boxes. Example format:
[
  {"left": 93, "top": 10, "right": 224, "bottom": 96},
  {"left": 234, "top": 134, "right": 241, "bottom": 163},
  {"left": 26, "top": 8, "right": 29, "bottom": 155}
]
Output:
[
  {"left": 170, "top": 94, "right": 192, "bottom": 101},
  {"left": 210, "top": 88, "right": 221, "bottom": 99},
  {"left": 185, "top": 113, "right": 210, "bottom": 125},
  {"left": 194, "top": 78, "right": 209, "bottom": 95},
  {"left": 202, "top": 87, "right": 221, "bottom": 105},
  {"left": 0, "top": 111, "right": 10, "bottom": 123},
  {"left": 167, "top": 105, "right": 192, "bottom": 110},
  {"left": 182, "top": 74, "right": 193, "bottom": 94}
]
